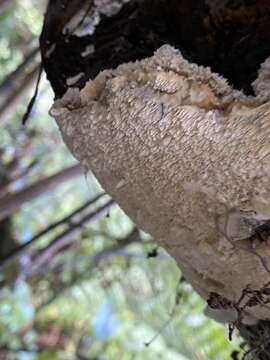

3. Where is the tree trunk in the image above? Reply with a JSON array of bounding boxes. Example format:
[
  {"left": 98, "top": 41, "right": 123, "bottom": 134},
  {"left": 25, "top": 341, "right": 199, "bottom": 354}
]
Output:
[{"left": 41, "top": 1, "right": 270, "bottom": 357}]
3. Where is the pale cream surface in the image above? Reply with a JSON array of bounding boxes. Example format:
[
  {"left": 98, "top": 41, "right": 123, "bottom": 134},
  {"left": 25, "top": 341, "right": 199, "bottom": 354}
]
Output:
[{"left": 51, "top": 45, "right": 270, "bottom": 324}]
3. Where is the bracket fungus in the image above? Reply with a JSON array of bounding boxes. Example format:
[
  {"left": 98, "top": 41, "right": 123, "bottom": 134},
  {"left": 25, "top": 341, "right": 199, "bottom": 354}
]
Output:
[{"left": 51, "top": 43, "right": 270, "bottom": 325}]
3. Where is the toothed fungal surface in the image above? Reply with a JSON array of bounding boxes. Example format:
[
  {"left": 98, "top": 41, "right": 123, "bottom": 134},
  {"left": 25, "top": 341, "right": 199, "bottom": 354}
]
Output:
[{"left": 51, "top": 45, "right": 270, "bottom": 324}]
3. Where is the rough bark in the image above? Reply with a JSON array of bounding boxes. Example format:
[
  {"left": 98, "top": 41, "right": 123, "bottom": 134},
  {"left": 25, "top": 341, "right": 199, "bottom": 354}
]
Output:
[
  {"left": 42, "top": 0, "right": 270, "bottom": 356},
  {"left": 41, "top": 0, "right": 270, "bottom": 98}
]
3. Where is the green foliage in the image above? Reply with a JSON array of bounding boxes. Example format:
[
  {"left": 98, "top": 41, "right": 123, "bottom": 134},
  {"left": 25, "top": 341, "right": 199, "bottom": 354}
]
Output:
[
  {"left": 0, "top": 0, "right": 42, "bottom": 81},
  {"left": 0, "top": 281, "right": 34, "bottom": 348}
]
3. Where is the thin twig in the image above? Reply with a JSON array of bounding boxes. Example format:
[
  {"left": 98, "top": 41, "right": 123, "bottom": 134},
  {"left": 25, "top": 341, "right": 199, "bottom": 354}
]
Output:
[
  {"left": 36, "top": 228, "right": 140, "bottom": 311},
  {"left": 0, "top": 193, "right": 105, "bottom": 269},
  {"left": 22, "top": 64, "right": 43, "bottom": 125},
  {"left": 145, "top": 276, "right": 183, "bottom": 347},
  {"left": 25, "top": 199, "right": 115, "bottom": 276}
]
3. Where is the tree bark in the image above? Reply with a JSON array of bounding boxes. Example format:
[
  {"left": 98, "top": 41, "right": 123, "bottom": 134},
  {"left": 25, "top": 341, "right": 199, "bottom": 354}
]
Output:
[{"left": 41, "top": 0, "right": 270, "bottom": 357}]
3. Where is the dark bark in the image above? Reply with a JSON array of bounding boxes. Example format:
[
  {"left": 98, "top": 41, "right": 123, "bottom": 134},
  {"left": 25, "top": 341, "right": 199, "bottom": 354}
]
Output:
[
  {"left": 238, "top": 321, "right": 270, "bottom": 360},
  {"left": 41, "top": 0, "right": 270, "bottom": 98},
  {"left": 40, "top": 0, "right": 91, "bottom": 97},
  {"left": 41, "top": 0, "right": 89, "bottom": 43}
]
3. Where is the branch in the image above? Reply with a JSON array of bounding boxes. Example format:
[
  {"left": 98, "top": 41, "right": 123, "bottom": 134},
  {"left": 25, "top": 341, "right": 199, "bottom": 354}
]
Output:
[
  {"left": 0, "top": 0, "right": 15, "bottom": 15},
  {"left": 0, "top": 163, "right": 83, "bottom": 220},
  {"left": 0, "top": 47, "right": 40, "bottom": 123},
  {"left": 0, "top": 192, "right": 106, "bottom": 269},
  {"left": 25, "top": 199, "right": 115, "bottom": 276},
  {"left": 36, "top": 228, "right": 140, "bottom": 311}
]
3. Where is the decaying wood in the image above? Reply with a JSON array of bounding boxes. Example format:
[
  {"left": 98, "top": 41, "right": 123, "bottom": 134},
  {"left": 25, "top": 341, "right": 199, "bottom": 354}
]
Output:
[
  {"left": 42, "top": 0, "right": 270, "bottom": 354},
  {"left": 41, "top": 0, "right": 270, "bottom": 98},
  {"left": 51, "top": 44, "right": 270, "bottom": 325}
]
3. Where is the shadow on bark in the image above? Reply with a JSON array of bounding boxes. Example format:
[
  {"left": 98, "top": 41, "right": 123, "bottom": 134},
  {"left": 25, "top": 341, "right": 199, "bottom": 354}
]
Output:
[{"left": 41, "top": 0, "right": 270, "bottom": 98}]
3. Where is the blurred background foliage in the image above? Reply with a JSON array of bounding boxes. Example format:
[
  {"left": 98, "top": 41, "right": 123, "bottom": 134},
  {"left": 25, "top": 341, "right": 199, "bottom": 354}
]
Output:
[{"left": 0, "top": 1, "right": 245, "bottom": 359}]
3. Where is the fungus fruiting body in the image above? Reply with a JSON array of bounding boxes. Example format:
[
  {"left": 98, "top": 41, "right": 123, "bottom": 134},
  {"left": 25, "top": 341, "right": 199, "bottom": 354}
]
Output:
[{"left": 51, "top": 44, "right": 270, "bottom": 324}]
